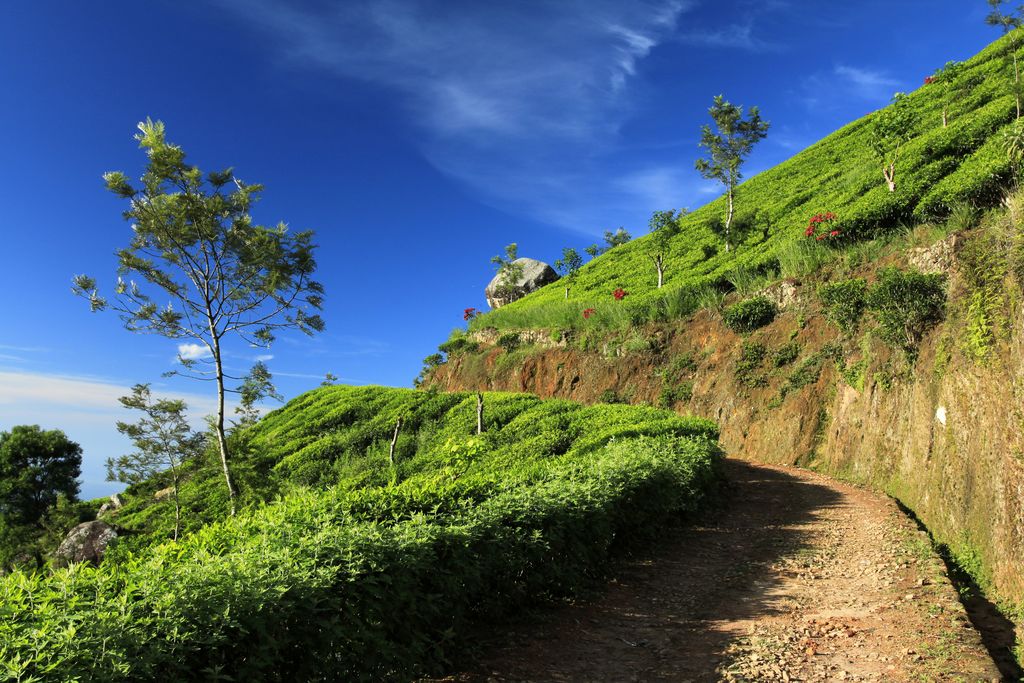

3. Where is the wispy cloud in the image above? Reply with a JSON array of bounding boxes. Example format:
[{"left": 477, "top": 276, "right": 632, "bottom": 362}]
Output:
[
  {"left": 834, "top": 65, "right": 900, "bottom": 100},
  {"left": 676, "top": 22, "right": 781, "bottom": 52},
  {"left": 218, "top": 0, "right": 694, "bottom": 234},
  {"left": 253, "top": 354, "right": 274, "bottom": 362},
  {"left": 798, "top": 64, "right": 902, "bottom": 110}
]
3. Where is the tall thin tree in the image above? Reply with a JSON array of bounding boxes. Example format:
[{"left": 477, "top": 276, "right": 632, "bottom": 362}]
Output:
[
  {"left": 73, "top": 119, "right": 324, "bottom": 515},
  {"left": 695, "top": 95, "right": 770, "bottom": 252},
  {"left": 986, "top": 0, "right": 1024, "bottom": 118}
]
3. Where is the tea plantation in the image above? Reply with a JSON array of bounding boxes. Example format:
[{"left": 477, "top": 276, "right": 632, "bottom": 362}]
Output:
[{"left": 0, "top": 386, "right": 721, "bottom": 681}]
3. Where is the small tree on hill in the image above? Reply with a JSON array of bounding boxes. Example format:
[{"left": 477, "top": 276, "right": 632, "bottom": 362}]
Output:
[
  {"left": 584, "top": 244, "right": 601, "bottom": 259},
  {"left": 646, "top": 209, "right": 685, "bottom": 288},
  {"left": 870, "top": 93, "right": 917, "bottom": 193},
  {"left": 490, "top": 243, "right": 524, "bottom": 300},
  {"left": 107, "top": 384, "right": 204, "bottom": 540},
  {"left": 603, "top": 227, "right": 632, "bottom": 250},
  {"left": 554, "top": 247, "right": 583, "bottom": 298},
  {"left": 986, "top": 0, "right": 1024, "bottom": 118},
  {"left": 695, "top": 95, "right": 770, "bottom": 252},
  {"left": 932, "top": 60, "right": 968, "bottom": 128},
  {"left": 73, "top": 119, "right": 325, "bottom": 516}
]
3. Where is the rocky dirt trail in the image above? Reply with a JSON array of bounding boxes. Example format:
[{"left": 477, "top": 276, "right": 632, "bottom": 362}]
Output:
[{"left": 436, "top": 459, "right": 1007, "bottom": 682}]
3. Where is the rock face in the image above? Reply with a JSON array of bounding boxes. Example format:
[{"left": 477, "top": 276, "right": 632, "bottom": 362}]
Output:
[
  {"left": 485, "top": 258, "right": 559, "bottom": 309},
  {"left": 55, "top": 521, "right": 118, "bottom": 567},
  {"left": 97, "top": 493, "right": 123, "bottom": 518}
]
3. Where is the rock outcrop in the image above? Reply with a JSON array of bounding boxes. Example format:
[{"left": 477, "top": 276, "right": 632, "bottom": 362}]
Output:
[
  {"left": 55, "top": 520, "right": 118, "bottom": 567},
  {"left": 485, "top": 258, "right": 559, "bottom": 309}
]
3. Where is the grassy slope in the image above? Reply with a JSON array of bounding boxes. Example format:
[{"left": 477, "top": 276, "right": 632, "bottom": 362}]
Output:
[{"left": 472, "top": 33, "right": 1018, "bottom": 332}]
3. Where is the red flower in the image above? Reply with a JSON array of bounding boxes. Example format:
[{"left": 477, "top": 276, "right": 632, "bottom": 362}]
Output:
[
  {"left": 583, "top": 308, "right": 596, "bottom": 319},
  {"left": 805, "top": 211, "right": 840, "bottom": 241},
  {"left": 829, "top": 230, "right": 840, "bottom": 237},
  {"left": 612, "top": 288, "right": 628, "bottom": 301},
  {"left": 924, "top": 75, "right": 935, "bottom": 85},
  {"left": 463, "top": 307, "right": 478, "bottom": 321}
]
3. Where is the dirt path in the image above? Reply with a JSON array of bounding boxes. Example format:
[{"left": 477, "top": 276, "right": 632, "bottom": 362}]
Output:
[{"left": 438, "top": 459, "right": 1002, "bottom": 682}]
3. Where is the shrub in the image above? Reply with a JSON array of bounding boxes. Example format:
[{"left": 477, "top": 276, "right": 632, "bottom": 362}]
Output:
[
  {"left": 819, "top": 278, "right": 868, "bottom": 333},
  {"left": 772, "top": 342, "right": 801, "bottom": 367},
  {"left": 866, "top": 268, "right": 946, "bottom": 359},
  {"left": 496, "top": 333, "right": 521, "bottom": 353},
  {"left": 723, "top": 296, "right": 777, "bottom": 333},
  {"left": 598, "top": 389, "right": 626, "bottom": 404},
  {"left": 438, "top": 333, "right": 478, "bottom": 356},
  {"left": 735, "top": 341, "right": 768, "bottom": 388},
  {"left": 659, "top": 382, "right": 694, "bottom": 408}
]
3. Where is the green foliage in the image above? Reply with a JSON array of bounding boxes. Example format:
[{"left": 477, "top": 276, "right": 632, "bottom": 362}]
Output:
[
  {"left": 554, "top": 247, "right": 584, "bottom": 297},
  {"left": 819, "top": 278, "right": 869, "bottom": 333},
  {"left": 0, "top": 426, "right": 81, "bottom": 527},
  {"left": 438, "top": 331, "right": 478, "bottom": 356},
  {"left": 496, "top": 332, "right": 521, "bottom": 353},
  {"left": 490, "top": 243, "right": 525, "bottom": 300},
  {"left": 722, "top": 296, "right": 777, "bottom": 333},
  {"left": 0, "top": 387, "right": 721, "bottom": 681},
  {"left": 603, "top": 227, "right": 632, "bottom": 250},
  {"left": 466, "top": 33, "right": 1021, "bottom": 333},
  {"left": 870, "top": 92, "right": 918, "bottom": 192},
  {"left": 658, "top": 353, "right": 698, "bottom": 408},
  {"left": 734, "top": 341, "right": 769, "bottom": 388},
  {"left": 959, "top": 229, "right": 1010, "bottom": 360},
  {"left": 772, "top": 342, "right": 801, "bottom": 367},
  {"left": 647, "top": 209, "right": 685, "bottom": 287},
  {"left": 598, "top": 389, "right": 626, "bottom": 404},
  {"left": 865, "top": 267, "right": 947, "bottom": 359}
]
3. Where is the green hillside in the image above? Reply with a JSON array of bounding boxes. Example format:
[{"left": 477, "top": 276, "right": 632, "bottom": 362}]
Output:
[
  {"left": 472, "top": 33, "right": 1019, "bottom": 333},
  {"left": 0, "top": 387, "right": 721, "bottom": 681}
]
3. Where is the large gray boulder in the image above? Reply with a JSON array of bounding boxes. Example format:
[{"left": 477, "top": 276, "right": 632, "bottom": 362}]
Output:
[
  {"left": 55, "top": 520, "right": 118, "bottom": 567},
  {"left": 485, "top": 258, "right": 559, "bottom": 309}
]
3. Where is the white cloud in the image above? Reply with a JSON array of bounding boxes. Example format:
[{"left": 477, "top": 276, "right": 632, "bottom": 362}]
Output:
[
  {"left": 676, "top": 22, "right": 780, "bottom": 52},
  {"left": 253, "top": 354, "right": 274, "bottom": 362},
  {"left": 177, "top": 343, "right": 212, "bottom": 361},
  {"left": 217, "top": 0, "right": 694, "bottom": 234}
]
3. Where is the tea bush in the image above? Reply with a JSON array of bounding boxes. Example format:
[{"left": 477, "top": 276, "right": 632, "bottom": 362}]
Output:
[
  {"left": 866, "top": 268, "right": 947, "bottom": 359},
  {"left": 819, "top": 278, "right": 869, "bottom": 333},
  {"left": 723, "top": 296, "right": 777, "bottom": 334}
]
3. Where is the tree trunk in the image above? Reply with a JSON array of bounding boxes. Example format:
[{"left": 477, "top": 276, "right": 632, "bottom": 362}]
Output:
[
  {"left": 725, "top": 186, "right": 735, "bottom": 253},
  {"left": 564, "top": 286, "right": 569, "bottom": 299},
  {"left": 211, "top": 340, "right": 237, "bottom": 516},
  {"left": 942, "top": 107, "right": 948, "bottom": 128},
  {"left": 883, "top": 164, "right": 896, "bottom": 193},
  {"left": 169, "top": 459, "right": 181, "bottom": 541},
  {"left": 656, "top": 259, "right": 664, "bottom": 288},
  {"left": 389, "top": 417, "right": 402, "bottom": 466},
  {"left": 476, "top": 392, "right": 484, "bottom": 435}
]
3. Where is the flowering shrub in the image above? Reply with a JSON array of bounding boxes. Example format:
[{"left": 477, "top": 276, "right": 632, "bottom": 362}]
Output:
[
  {"left": 924, "top": 75, "right": 935, "bottom": 85},
  {"left": 804, "top": 212, "right": 840, "bottom": 241},
  {"left": 612, "top": 288, "right": 628, "bottom": 301},
  {"left": 582, "top": 308, "right": 596, "bottom": 319},
  {"left": 463, "top": 307, "right": 478, "bottom": 321}
]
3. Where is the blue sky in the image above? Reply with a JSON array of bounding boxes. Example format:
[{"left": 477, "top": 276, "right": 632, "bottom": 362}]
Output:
[{"left": 0, "top": 1, "right": 995, "bottom": 497}]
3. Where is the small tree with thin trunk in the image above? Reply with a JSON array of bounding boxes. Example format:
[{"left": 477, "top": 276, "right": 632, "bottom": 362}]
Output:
[
  {"left": 603, "top": 228, "right": 632, "bottom": 250},
  {"left": 932, "top": 60, "right": 968, "bottom": 128},
  {"left": 553, "top": 247, "right": 583, "bottom": 298},
  {"left": 869, "top": 93, "right": 917, "bottom": 193},
  {"left": 490, "top": 243, "right": 524, "bottom": 301},
  {"left": 107, "top": 384, "right": 203, "bottom": 540},
  {"left": 584, "top": 244, "right": 601, "bottom": 259},
  {"left": 73, "top": 119, "right": 324, "bottom": 516},
  {"left": 646, "top": 209, "right": 685, "bottom": 288},
  {"left": 695, "top": 95, "right": 770, "bottom": 253},
  {"left": 986, "top": 0, "right": 1024, "bottom": 118}
]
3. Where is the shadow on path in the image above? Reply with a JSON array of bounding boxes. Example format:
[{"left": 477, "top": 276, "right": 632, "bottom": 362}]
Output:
[{"left": 438, "top": 459, "right": 844, "bottom": 681}]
